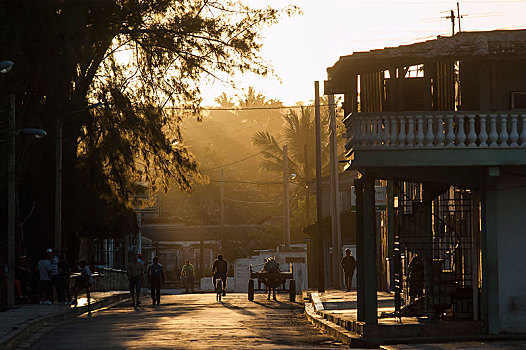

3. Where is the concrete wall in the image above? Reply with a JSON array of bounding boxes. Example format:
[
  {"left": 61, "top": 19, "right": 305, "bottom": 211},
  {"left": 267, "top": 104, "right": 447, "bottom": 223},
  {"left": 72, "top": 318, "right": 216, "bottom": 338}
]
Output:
[
  {"left": 233, "top": 245, "right": 308, "bottom": 293},
  {"left": 495, "top": 185, "right": 526, "bottom": 332}
]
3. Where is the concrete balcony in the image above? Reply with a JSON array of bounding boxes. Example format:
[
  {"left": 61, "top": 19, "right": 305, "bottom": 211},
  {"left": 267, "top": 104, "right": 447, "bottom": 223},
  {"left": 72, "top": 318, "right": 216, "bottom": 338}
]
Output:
[{"left": 344, "top": 111, "right": 526, "bottom": 168}]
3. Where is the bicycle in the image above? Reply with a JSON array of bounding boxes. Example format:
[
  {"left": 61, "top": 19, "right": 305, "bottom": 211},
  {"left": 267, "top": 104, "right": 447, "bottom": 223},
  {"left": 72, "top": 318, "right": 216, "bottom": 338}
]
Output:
[{"left": 215, "top": 278, "right": 223, "bottom": 302}]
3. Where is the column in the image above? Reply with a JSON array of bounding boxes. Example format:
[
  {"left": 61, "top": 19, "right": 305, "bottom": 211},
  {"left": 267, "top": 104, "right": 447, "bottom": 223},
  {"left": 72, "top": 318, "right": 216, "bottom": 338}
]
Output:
[{"left": 363, "top": 174, "right": 378, "bottom": 324}]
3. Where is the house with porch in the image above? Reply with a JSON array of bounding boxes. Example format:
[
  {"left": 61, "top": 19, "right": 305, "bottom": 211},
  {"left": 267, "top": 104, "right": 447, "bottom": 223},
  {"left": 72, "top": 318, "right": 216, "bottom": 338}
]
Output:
[{"left": 325, "top": 29, "right": 526, "bottom": 336}]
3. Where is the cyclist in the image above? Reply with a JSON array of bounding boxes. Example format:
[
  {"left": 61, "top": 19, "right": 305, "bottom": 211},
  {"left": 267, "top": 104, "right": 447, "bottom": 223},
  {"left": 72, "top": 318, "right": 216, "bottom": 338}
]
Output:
[{"left": 212, "top": 254, "right": 227, "bottom": 296}]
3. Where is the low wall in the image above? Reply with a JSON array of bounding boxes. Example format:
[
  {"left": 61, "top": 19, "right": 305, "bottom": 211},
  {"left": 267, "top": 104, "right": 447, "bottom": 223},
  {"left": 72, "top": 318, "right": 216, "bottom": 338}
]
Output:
[{"left": 91, "top": 268, "right": 128, "bottom": 291}]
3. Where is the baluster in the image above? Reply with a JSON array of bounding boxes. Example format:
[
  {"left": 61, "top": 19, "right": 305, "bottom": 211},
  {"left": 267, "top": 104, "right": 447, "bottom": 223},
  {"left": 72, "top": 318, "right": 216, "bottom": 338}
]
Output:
[
  {"left": 499, "top": 114, "right": 509, "bottom": 147},
  {"left": 415, "top": 115, "right": 424, "bottom": 147},
  {"left": 479, "top": 114, "right": 488, "bottom": 148},
  {"left": 376, "top": 117, "right": 384, "bottom": 147},
  {"left": 425, "top": 115, "right": 435, "bottom": 147},
  {"left": 445, "top": 114, "right": 455, "bottom": 147},
  {"left": 466, "top": 114, "right": 477, "bottom": 147},
  {"left": 488, "top": 114, "right": 498, "bottom": 147},
  {"left": 435, "top": 115, "right": 445, "bottom": 147},
  {"left": 406, "top": 115, "right": 415, "bottom": 147},
  {"left": 370, "top": 117, "right": 376, "bottom": 147},
  {"left": 390, "top": 116, "right": 398, "bottom": 147},
  {"left": 509, "top": 114, "right": 519, "bottom": 147},
  {"left": 359, "top": 117, "right": 366, "bottom": 148},
  {"left": 520, "top": 114, "right": 526, "bottom": 147},
  {"left": 456, "top": 114, "right": 466, "bottom": 147},
  {"left": 384, "top": 116, "right": 391, "bottom": 148},
  {"left": 398, "top": 116, "right": 406, "bottom": 148}
]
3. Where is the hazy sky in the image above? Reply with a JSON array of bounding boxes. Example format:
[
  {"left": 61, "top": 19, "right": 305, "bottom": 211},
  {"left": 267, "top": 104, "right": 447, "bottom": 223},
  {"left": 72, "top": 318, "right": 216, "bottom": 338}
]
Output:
[{"left": 201, "top": 0, "right": 526, "bottom": 106}]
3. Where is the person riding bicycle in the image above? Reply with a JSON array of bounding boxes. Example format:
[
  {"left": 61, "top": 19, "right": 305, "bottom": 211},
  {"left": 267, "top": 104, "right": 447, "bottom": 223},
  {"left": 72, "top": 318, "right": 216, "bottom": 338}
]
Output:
[
  {"left": 212, "top": 254, "right": 227, "bottom": 296},
  {"left": 180, "top": 260, "right": 195, "bottom": 293}
]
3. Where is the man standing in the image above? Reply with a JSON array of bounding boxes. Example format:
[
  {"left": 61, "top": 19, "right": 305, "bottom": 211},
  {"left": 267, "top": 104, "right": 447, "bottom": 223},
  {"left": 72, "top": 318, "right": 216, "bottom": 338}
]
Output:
[
  {"left": 147, "top": 256, "right": 164, "bottom": 305},
  {"left": 212, "top": 254, "right": 228, "bottom": 296},
  {"left": 127, "top": 254, "right": 144, "bottom": 307},
  {"left": 58, "top": 253, "right": 72, "bottom": 303},
  {"left": 341, "top": 248, "right": 356, "bottom": 292},
  {"left": 37, "top": 251, "right": 52, "bottom": 304},
  {"left": 180, "top": 260, "right": 195, "bottom": 293}
]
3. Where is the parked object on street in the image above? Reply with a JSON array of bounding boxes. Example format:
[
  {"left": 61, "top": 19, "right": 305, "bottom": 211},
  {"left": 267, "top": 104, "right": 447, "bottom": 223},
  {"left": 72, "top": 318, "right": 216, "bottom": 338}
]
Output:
[{"left": 248, "top": 257, "right": 296, "bottom": 302}]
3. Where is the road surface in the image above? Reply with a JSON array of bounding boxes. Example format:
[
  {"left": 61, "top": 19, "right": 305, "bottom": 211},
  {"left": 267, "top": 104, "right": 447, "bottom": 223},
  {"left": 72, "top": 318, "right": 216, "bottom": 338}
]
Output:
[{"left": 23, "top": 293, "right": 345, "bottom": 349}]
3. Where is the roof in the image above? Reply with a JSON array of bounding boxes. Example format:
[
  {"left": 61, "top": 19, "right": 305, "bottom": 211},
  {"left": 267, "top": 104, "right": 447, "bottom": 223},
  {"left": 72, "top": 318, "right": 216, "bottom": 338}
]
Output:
[
  {"left": 142, "top": 223, "right": 269, "bottom": 241},
  {"left": 327, "top": 29, "right": 526, "bottom": 90}
]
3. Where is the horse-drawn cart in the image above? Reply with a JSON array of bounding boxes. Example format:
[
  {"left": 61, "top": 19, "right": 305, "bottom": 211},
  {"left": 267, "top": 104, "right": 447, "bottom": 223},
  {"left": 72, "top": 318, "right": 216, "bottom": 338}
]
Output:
[{"left": 248, "top": 258, "right": 296, "bottom": 302}]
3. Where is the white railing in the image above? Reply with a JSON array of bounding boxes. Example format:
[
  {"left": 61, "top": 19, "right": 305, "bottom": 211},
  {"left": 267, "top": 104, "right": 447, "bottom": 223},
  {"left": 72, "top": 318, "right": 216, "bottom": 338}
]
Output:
[{"left": 345, "top": 111, "right": 526, "bottom": 150}]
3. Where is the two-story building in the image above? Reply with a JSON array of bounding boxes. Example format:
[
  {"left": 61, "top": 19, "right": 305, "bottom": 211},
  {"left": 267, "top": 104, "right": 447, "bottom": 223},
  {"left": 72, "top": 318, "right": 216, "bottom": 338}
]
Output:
[{"left": 326, "top": 29, "right": 526, "bottom": 335}]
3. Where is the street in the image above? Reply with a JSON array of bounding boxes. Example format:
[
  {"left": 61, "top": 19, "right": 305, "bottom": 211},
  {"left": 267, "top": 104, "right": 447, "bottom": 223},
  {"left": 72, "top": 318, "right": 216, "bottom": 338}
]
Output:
[{"left": 23, "top": 293, "right": 345, "bottom": 349}]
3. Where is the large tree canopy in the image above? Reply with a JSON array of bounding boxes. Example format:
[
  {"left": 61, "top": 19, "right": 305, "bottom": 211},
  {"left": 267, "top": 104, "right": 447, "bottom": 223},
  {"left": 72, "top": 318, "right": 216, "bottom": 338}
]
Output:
[{"left": 0, "top": 0, "right": 298, "bottom": 256}]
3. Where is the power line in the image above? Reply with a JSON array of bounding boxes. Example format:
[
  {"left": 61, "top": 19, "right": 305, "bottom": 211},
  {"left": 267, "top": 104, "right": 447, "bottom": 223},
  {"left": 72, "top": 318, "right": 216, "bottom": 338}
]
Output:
[
  {"left": 168, "top": 104, "right": 336, "bottom": 112},
  {"left": 200, "top": 137, "right": 288, "bottom": 172},
  {"left": 209, "top": 179, "right": 283, "bottom": 185},
  {"left": 224, "top": 196, "right": 302, "bottom": 204}
]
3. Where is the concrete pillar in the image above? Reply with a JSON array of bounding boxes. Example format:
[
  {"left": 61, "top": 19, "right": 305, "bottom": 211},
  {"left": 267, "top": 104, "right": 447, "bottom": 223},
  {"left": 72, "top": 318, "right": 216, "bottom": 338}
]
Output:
[
  {"left": 354, "top": 178, "right": 365, "bottom": 321},
  {"left": 363, "top": 174, "right": 378, "bottom": 324},
  {"left": 481, "top": 189, "right": 500, "bottom": 334}
]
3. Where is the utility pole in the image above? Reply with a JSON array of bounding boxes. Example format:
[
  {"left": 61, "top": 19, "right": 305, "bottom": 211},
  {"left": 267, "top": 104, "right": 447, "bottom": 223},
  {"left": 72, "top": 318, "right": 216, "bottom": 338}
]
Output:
[
  {"left": 457, "top": 2, "right": 462, "bottom": 33},
  {"left": 314, "top": 81, "right": 325, "bottom": 292},
  {"left": 220, "top": 168, "right": 225, "bottom": 251},
  {"left": 329, "top": 94, "right": 342, "bottom": 288},
  {"left": 283, "top": 145, "right": 291, "bottom": 250},
  {"left": 304, "top": 144, "right": 310, "bottom": 226},
  {"left": 7, "top": 94, "right": 15, "bottom": 309},
  {"left": 55, "top": 119, "right": 63, "bottom": 252}
]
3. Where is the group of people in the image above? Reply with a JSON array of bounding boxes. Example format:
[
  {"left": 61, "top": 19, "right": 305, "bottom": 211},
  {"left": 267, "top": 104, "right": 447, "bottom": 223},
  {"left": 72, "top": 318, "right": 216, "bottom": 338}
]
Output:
[
  {"left": 37, "top": 248, "right": 93, "bottom": 306},
  {"left": 126, "top": 253, "right": 229, "bottom": 307},
  {"left": 0, "top": 248, "right": 93, "bottom": 307}
]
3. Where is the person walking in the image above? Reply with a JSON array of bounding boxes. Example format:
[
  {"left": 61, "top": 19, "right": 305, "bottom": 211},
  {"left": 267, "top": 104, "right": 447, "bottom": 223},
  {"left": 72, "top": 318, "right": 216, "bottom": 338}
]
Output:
[
  {"left": 71, "top": 260, "right": 93, "bottom": 312},
  {"left": 127, "top": 254, "right": 144, "bottom": 307},
  {"left": 212, "top": 254, "right": 228, "bottom": 297},
  {"left": 341, "top": 248, "right": 357, "bottom": 292},
  {"left": 147, "top": 256, "right": 164, "bottom": 305},
  {"left": 180, "top": 260, "right": 195, "bottom": 293},
  {"left": 37, "top": 251, "right": 53, "bottom": 304}
]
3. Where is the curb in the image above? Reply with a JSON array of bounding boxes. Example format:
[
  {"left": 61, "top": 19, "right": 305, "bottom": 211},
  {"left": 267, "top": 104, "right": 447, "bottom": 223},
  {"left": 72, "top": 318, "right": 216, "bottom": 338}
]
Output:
[
  {"left": 304, "top": 297, "right": 379, "bottom": 349},
  {"left": 0, "top": 292, "right": 129, "bottom": 350}
]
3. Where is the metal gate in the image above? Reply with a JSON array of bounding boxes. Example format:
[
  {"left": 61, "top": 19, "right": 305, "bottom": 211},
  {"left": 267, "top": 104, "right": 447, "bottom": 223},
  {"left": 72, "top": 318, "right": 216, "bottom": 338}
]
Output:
[{"left": 393, "top": 181, "right": 475, "bottom": 320}]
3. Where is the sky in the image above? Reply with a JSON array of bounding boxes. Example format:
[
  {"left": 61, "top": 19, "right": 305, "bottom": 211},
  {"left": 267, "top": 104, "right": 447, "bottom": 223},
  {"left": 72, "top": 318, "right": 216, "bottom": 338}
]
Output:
[{"left": 200, "top": 0, "right": 526, "bottom": 106}]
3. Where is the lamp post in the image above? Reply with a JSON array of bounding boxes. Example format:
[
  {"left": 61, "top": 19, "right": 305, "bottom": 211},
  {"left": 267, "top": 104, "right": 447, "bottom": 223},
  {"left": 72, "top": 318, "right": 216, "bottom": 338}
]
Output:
[
  {"left": 6, "top": 92, "right": 47, "bottom": 309},
  {"left": 55, "top": 102, "right": 102, "bottom": 252}
]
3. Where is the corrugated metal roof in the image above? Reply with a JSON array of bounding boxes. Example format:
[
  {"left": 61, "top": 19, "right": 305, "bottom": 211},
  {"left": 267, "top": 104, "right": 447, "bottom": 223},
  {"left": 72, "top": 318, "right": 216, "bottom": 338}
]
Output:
[{"left": 328, "top": 29, "right": 526, "bottom": 77}]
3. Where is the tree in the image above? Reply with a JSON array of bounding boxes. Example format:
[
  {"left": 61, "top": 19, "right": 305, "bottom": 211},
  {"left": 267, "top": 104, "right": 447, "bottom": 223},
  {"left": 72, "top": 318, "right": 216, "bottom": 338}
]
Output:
[
  {"left": 252, "top": 99, "right": 345, "bottom": 227},
  {"left": 0, "top": 1, "right": 298, "bottom": 258}
]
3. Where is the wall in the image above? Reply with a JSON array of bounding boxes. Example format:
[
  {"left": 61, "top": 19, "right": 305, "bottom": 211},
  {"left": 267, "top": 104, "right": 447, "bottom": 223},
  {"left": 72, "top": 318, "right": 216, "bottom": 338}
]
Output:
[
  {"left": 495, "top": 183, "right": 526, "bottom": 332},
  {"left": 233, "top": 245, "right": 308, "bottom": 293}
]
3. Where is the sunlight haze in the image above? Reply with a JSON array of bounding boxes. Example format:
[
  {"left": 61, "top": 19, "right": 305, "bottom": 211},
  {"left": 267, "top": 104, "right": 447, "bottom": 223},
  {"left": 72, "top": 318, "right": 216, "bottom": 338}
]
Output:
[{"left": 201, "top": 0, "right": 526, "bottom": 106}]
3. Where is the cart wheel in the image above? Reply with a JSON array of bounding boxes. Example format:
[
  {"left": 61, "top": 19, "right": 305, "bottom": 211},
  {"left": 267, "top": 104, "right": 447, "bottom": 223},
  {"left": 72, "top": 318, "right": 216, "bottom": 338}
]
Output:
[
  {"left": 248, "top": 279, "right": 255, "bottom": 301},
  {"left": 289, "top": 279, "right": 296, "bottom": 302}
]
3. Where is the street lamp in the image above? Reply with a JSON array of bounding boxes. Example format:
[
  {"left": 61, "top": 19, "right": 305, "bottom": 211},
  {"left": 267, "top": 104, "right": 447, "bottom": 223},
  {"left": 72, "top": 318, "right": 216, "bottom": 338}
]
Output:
[
  {"left": 0, "top": 60, "right": 14, "bottom": 74},
  {"left": 55, "top": 102, "right": 103, "bottom": 252},
  {"left": 6, "top": 93, "right": 46, "bottom": 309}
]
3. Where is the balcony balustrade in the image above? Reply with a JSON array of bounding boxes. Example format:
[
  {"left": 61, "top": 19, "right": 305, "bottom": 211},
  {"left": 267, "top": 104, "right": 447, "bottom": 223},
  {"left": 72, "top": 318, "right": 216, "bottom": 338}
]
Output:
[{"left": 345, "top": 112, "right": 526, "bottom": 151}]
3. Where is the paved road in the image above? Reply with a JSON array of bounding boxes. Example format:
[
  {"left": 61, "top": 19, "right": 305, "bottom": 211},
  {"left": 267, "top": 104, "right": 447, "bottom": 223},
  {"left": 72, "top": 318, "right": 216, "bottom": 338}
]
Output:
[{"left": 24, "top": 293, "right": 346, "bottom": 349}]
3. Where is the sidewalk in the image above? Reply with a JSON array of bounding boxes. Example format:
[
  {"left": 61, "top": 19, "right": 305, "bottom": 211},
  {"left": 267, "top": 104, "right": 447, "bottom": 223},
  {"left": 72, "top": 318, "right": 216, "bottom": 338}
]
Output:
[
  {"left": 303, "top": 290, "right": 521, "bottom": 348},
  {"left": 0, "top": 291, "right": 129, "bottom": 350}
]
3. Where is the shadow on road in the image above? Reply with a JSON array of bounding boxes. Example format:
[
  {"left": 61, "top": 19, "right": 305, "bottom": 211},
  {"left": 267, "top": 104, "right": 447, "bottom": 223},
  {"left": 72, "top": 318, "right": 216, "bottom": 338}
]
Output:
[{"left": 220, "top": 302, "right": 256, "bottom": 316}]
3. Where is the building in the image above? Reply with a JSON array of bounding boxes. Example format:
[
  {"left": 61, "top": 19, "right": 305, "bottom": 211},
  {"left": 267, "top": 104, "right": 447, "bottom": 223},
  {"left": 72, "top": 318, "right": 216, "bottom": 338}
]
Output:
[{"left": 326, "top": 29, "right": 526, "bottom": 334}]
